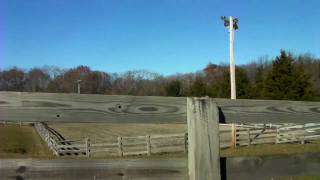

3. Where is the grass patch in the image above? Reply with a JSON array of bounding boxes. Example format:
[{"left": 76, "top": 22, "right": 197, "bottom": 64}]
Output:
[
  {"left": 0, "top": 124, "right": 53, "bottom": 158},
  {"left": 221, "top": 140, "right": 320, "bottom": 157}
]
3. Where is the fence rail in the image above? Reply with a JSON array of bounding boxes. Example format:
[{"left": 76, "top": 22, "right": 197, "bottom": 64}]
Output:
[
  {"left": 33, "top": 122, "right": 320, "bottom": 157},
  {"left": 34, "top": 122, "right": 188, "bottom": 157},
  {"left": 220, "top": 123, "right": 320, "bottom": 148},
  {"left": 2, "top": 92, "right": 320, "bottom": 124}
]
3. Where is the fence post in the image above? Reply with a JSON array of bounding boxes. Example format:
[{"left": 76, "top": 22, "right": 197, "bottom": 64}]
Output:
[
  {"left": 86, "top": 138, "right": 90, "bottom": 158},
  {"left": 247, "top": 128, "right": 251, "bottom": 146},
  {"left": 187, "top": 97, "right": 221, "bottom": 180},
  {"left": 231, "top": 123, "right": 236, "bottom": 148},
  {"left": 146, "top": 135, "right": 151, "bottom": 156},
  {"left": 184, "top": 132, "right": 188, "bottom": 153},
  {"left": 275, "top": 127, "right": 279, "bottom": 144},
  {"left": 48, "top": 132, "right": 51, "bottom": 149},
  {"left": 118, "top": 137, "right": 123, "bottom": 157},
  {"left": 301, "top": 136, "right": 305, "bottom": 144},
  {"left": 47, "top": 131, "right": 50, "bottom": 146}
]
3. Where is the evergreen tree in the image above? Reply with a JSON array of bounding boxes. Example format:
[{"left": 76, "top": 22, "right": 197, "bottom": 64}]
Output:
[
  {"left": 252, "top": 65, "right": 265, "bottom": 98},
  {"left": 264, "top": 50, "right": 314, "bottom": 100},
  {"left": 211, "top": 67, "right": 252, "bottom": 98},
  {"left": 165, "top": 80, "right": 182, "bottom": 97},
  {"left": 188, "top": 77, "right": 207, "bottom": 97}
]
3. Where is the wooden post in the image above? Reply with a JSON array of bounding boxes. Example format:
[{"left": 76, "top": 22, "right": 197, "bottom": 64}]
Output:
[
  {"left": 146, "top": 135, "right": 151, "bottom": 156},
  {"left": 231, "top": 123, "right": 236, "bottom": 148},
  {"left": 301, "top": 136, "right": 305, "bottom": 144},
  {"left": 118, "top": 137, "right": 123, "bottom": 157},
  {"left": 247, "top": 128, "right": 251, "bottom": 146},
  {"left": 275, "top": 127, "right": 279, "bottom": 144},
  {"left": 47, "top": 131, "right": 50, "bottom": 145},
  {"left": 187, "top": 97, "right": 221, "bottom": 180},
  {"left": 48, "top": 132, "right": 51, "bottom": 149},
  {"left": 85, "top": 138, "right": 91, "bottom": 158},
  {"left": 184, "top": 132, "right": 188, "bottom": 153}
]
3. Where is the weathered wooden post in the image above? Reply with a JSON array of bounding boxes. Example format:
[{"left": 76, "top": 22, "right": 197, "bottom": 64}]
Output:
[
  {"left": 48, "top": 131, "right": 52, "bottom": 149},
  {"left": 146, "top": 135, "right": 151, "bottom": 156},
  {"left": 85, "top": 138, "right": 90, "bottom": 158},
  {"left": 231, "top": 123, "right": 236, "bottom": 148},
  {"left": 187, "top": 97, "right": 221, "bottom": 180},
  {"left": 118, "top": 137, "right": 123, "bottom": 157},
  {"left": 247, "top": 128, "right": 251, "bottom": 146}
]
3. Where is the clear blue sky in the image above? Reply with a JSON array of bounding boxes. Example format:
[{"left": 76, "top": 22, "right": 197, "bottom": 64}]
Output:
[{"left": 1, "top": 0, "right": 320, "bottom": 75}]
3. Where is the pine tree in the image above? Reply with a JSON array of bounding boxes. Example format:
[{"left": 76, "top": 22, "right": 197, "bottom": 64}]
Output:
[
  {"left": 188, "top": 77, "right": 207, "bottom": 97},
  {"left": 264, "top": 50, "right": 314, "bottom": 100},
  {"left": 211, "top": 67, "right": 252, "bottom": 98},
  {"left": 165, "top": 80, "right": 182, "bottom": 97},
  {"left": 252, "top": 65, "right": 265, "bottom": 98}
]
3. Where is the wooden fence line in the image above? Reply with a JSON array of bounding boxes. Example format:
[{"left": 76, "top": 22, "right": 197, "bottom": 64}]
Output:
[
  {"left": 33, "top": 122, "right": 320, "bottom": 157},
  {"left": 34, "top": 122, "right": 189, "bottom": 157}
]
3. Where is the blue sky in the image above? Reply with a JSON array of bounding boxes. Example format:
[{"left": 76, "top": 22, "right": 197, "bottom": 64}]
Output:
[{"left": 1, "top": 0, "right": 320, "bottom": 75}]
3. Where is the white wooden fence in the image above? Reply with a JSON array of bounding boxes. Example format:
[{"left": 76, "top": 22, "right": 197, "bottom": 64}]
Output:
[
  {"left": 34, "top": 122, "right": 188, "bottom": 157},
  {"left": 220, "top": 123, "right": 320, "bottom": 148},
  {"left": 34, "top": 122, "right": 320, "bottom": 157}
]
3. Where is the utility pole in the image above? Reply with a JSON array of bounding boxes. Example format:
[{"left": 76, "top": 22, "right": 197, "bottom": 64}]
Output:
[
  {"left": 221, "top": 16, "right": 239, "bottom": 100},
  {"left": 229, "top": 16, "right": 236, "bottom": 100},
  {"left": 76, "top": 80, "right": 82, "bottom": 94}
]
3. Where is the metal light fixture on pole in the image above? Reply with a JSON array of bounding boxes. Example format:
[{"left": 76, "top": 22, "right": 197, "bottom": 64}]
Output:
[{"left": 221, "top": 16, "right": 238, "bottom": 100}]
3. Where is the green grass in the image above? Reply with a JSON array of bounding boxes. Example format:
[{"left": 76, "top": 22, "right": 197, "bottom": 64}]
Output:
[
  {"left": 221, "top": 140, "right": 320, "bottom": 157},
  {"left": 0, "top": 124, "right": 53, "bottom": 158}
]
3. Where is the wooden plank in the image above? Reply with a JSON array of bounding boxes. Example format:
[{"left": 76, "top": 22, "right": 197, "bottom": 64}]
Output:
[
  {"left": 58, "top": 149, "right": 86, "bottom": 153},
  {"left": 220, "top": 142, "right": 232, "bottom": 148},
  {"left": 123, "top": 151, "right": 148, "bottom": 156},
  {"left": 151, "top": 144, "right": 185, "bottom": 149},
  {"left": 150, "top": 134, "right": 185, "bottom": 139},
  {"left": 123, "top": 146, "right": 146, "bottom": 152},
  {"left": 151, "top": 142, "right": 185, "bottom": 147},
  {"left": 56, "top": 144, "right": 86, "bottom": 149},
  {"left": 187, "top": 97, "right": 221, "bottom": 180},
  {"left": 122, "top": 136, "right": 147, "bottom": 139},
  {"left": 90, "top": 148, "right": 118, "bottom": 153},
  {"left": 1, "top": 92, "right": 320, "bottom": 123},
  {"left": 151, "top": 138, "right": 185, "bottom": 145},
  {"left": 90, "top": 143, "right": 118, "bottom": 148},
  {"left": 236, "top": 129, "right": 277, "bottom": 135},
  {"left": 151, "top": 146, "right": 185, "bottom": 154},
  {"left": 56, "top": 139, "right": 84, "bottom": 144},
  {"left": 122, "top": 142, "right": 146, "bottom": 147}
]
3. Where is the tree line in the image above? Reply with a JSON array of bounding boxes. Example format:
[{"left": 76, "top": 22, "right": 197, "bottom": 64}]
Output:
[{"left": 1, "top": 50, "right": 319, "bottom": 101}]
